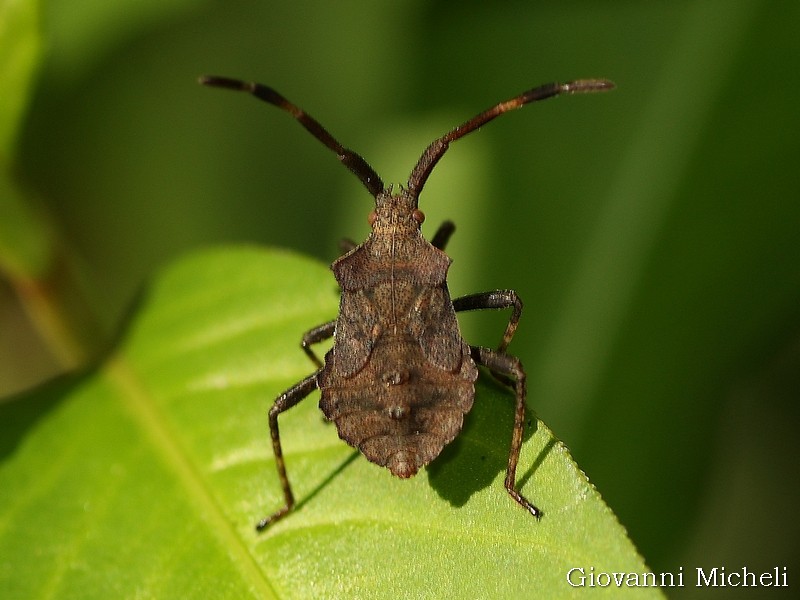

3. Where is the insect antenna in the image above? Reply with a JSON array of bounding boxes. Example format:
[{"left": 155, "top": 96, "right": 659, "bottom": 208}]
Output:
[
  {"left": 408, "top": 79, "right": 615, "bottom": 197},
  {"left": 199, "top": 75, "right": 385, "bottom": 197}
]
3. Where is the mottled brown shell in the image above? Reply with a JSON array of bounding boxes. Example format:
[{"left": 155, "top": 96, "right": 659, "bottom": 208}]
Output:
[{"left": 318, "top": 236, "right": 478, "bottom": 477}]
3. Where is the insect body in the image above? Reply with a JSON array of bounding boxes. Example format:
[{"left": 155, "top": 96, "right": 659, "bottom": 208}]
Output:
[
  {"left": 319, "top": 192, "right": 476, "bottom": 480},
  {"left": 200, "top": 75, "right": 614, "bottom": 530}
]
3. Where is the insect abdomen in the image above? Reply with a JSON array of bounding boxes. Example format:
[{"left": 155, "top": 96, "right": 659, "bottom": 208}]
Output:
[{"left": 319, "top": 334, "right": 477, "bottom": 477}]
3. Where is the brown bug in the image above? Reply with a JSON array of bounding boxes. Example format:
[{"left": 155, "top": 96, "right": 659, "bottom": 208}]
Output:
[{"left": 200, "top": 75, "right": 614, "bottom": 530}]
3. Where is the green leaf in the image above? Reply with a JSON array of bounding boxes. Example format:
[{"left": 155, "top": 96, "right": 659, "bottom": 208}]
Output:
[
  {"left": 0, "top": 173, "right": 53, "bottom": 280},
  {"left": 0, "top": 247, "right": 660, "bottom": 598},
  {"left": 43, "top": 0, "right": 206, "bottom": 83},
  {"left": 0, "top": 0, "right": 49, "bottom": 280},
  {"left": 0, "top": 0, "right": 41, "bottom": 154}
]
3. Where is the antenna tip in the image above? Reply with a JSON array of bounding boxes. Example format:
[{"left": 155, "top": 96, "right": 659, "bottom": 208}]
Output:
[
  {"left": 198, "top": 75, "right": 251, "bottom": 91},
  {"left": 197, "top": 74, "right": 216, "bottom": 86},
  {"left": 563, "top": 79, "right": 616, "bottom": 94}
]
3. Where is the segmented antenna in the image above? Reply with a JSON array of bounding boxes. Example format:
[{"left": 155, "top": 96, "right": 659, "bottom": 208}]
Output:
[
  {"left": 200, "top": 76, "right": 614, "bottom": 201},
  {"left": 199, "top": 75, "right": 385, "bottom": 197},
  {"left": 407, "top": 79, "right": 615, "bottom": 196}
]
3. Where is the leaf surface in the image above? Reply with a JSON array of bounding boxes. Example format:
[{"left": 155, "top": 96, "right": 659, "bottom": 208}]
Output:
[{"left": 0, "top": 248, "right": 660, "bottom": 598}]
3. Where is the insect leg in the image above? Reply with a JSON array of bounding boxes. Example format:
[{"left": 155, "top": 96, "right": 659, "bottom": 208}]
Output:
[
  {"left": 301, "top": 320, "right": 336, "bottom": 368},
  {"left": 452, "top": 289, "right": 522, "bottom": 353},
  {"left": 470, "top": 345, "right": 541, "bottom": 519},
  {"left": 257, "top": 371, "right": 320, "bottom": 531},
  {"left": 429, "top": 220, "right": 456, "bottom": 250}
]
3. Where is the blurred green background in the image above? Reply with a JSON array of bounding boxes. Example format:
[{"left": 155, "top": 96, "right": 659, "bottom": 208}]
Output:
[{"left": 2, "top": 0, "right": 798, "bottom": 592}]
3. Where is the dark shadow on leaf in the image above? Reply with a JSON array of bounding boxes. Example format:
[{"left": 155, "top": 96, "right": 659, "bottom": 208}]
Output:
[
  {"left": 518, "top": 436, "right": 556, "bottom": 492},
  {"left": 426, "top": 372, "right": 537, "bottom": 508},
  {"left": 293, "top": 449, "right": 360, "bottom": 514},
  {"left": 0, "top": 371, "right": 91, "bottom": 460}
]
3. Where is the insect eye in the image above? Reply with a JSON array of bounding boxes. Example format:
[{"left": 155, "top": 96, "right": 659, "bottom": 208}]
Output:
[
  {"left": 368, "top": 211, "right": 377, "bottom": 226},
  {"left": 412, "top": 209, "right": 425, "bottom": 224}
]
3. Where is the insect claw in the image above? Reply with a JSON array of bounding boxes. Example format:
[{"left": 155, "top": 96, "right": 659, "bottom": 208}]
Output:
[
  {"left": 255, "top": 506, "right": 290, "bottom": 531},
  {"left": 507, "top": 488, "right": 543, "bottom": 520}
]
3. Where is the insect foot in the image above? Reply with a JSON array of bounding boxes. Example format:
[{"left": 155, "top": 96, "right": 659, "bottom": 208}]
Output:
[{"left": 200, "top": 75, "right": 614, "bottom": 530}]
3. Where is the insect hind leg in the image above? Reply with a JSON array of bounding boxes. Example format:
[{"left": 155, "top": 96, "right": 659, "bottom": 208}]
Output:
[{"left": 470, "top": 345, "right": 542, "bottom": 519}]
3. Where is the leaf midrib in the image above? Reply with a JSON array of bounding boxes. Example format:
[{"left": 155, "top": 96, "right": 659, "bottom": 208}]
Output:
[{"left": 106, "top": 354, "right": 277, "bottom": 599}]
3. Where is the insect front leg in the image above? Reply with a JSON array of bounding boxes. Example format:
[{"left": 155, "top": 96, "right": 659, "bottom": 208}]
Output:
[
  {"left": 429, "top": 220, "right": 456, "bottom": 250},
  {"left": 301, "top": 320, "right": 336, "bottom": 369},
  {"left": 452, "top": 289, "right": 522, "bottom": 353},
  {"left": 257, "top": 372, "right": 320, "bottom": 531},
  {"left": 470, "top": 346, "right": 542, "bottom": 519}
]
